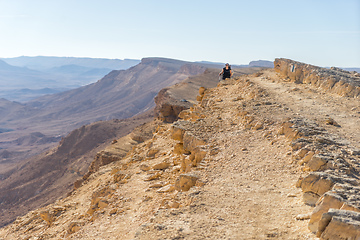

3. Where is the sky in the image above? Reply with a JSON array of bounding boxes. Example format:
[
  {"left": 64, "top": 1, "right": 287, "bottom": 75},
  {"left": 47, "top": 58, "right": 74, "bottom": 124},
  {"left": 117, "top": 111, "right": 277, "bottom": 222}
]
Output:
[{"left": 0, "top": 0, "right": 359, "bottom": 67}]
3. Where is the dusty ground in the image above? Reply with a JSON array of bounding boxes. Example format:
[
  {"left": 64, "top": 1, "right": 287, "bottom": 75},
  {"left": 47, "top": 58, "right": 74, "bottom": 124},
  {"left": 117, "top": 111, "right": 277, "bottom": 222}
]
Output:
[
  {"left": 1, "top": 69, "right": 359, "bottom": 239},
  {"left": 134, "top": 70, "right": 322, "bottom": 240},
  {"left": 135, "top": 69, "right": 360, "bottom": 239}
]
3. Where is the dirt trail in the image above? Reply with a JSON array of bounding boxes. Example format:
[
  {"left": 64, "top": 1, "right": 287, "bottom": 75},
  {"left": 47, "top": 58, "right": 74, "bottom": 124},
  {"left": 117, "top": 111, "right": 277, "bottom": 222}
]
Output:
[
  {"left": 252, "top": 70, "right": 360, "bottom": 148},
  {"left": 2, "top": 69, "right": 359, "bottom": 239},
  {"left": 135, "top": 70, "right": 334, "bottom": 239}
]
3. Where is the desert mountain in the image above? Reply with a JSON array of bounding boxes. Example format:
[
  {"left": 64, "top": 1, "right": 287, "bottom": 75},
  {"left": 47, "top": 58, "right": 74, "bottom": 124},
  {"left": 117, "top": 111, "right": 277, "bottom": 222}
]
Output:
[
  {"left": 1, "top": 59, "right": 359, "bottom": 239},
  {"left": 0, "top": 58, "right": 253, "bottom": 227},
  {"left": 0, "top": 58, "right": 207, "bottom": 166},
  {"left": 249, "top": 60, "right": 274, "bottom": 68},
  {"left": 0, "top": 60, "right": 54, "bottom": 90},
  {"left": 0, "top": 57, "right": 141, "bottom": 102},
  {"left": 0, "top": 111, "right": 155, "bottom": 228},
  {"left": 1, "top": 56, "right": 140, "bottom": 71}
]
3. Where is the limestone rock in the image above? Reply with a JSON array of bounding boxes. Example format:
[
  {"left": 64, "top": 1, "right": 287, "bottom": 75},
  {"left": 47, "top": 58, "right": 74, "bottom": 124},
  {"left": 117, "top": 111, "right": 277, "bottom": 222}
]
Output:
[
  {"left": 274, "top": 58, "right": 360, "bottom": 98},
  {"left": 298, "top": 151, "right": 315, "bottom": 165},
  {"left": 293, "top": 148, "right": 310, "bottom": 160},
  {"left": 39, "top": 211, "right": 54, "bottom": 226},
  {"left": 157, "top": 184, "right": 175, "bottom": 193},
  {"left": 171, "top": 124, "right": 186, "bottom": 142},
  {"left": 175, "top": 173, "right": 200, "bottom": 191},
  {"left": 154, "top": 87, "right": 194, "bottom": 123},
  {"left": 149, "top": 181, "right": 166, "bottom": 188},
  {"left": 307, "top": 154, "right": 330, "bottom": 171},
  {"left": 183, "top": 132, "right": 206, "bottom": 153},
  {"left": 152, "top": 160, "right": 171, "bottom": 170},
  {"left": 144, "top": 172, "right": 162, "bottom": 181},
  {"left": 325, "top": 118, "right": 340, "bottom": 127},
  {"left": 316, "top": 209, "right": 360, "bottom": 239},
  {"left": 146, "top": 148, "right": 160, "bottom": 158},
  {"left": 299, "top": 172, "right": 335, "bottom": 197},
  {"left": 173, "top": 142, "right": 186, "bottom": 155},
  {"left": 199, "top": 87, "right": 206, "bottom": 96},
  {"left": 296, "top": 213, "right": 311, "bottom": 220},
  {"left": 68, "top": 221, "right": 85, "bottom": 234},
  {"left": 309, "top": 184, "right": 360, "bottom": 234},
  {"left": 140, "top": 163, "right": 151, "bottom": 171},
  {"left": 303, "top": 192, "right": 320, "bottom": 207},
  {"left": 87, "top": 187, "right": 115, "bottom": 215},
  {"left": 98, "top": 200, "right": 109, "bottom": 209}
]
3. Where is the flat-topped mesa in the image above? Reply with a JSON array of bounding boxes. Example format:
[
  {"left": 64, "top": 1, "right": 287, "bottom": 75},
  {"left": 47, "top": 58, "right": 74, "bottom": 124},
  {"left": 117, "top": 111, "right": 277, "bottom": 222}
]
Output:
[{"left": 274, "top": 58, "right": 360, "bottom": 98}]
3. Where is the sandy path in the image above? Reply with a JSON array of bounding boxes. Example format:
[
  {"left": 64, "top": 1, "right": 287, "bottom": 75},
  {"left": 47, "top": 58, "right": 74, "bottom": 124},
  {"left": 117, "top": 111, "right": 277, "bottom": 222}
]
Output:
[
  {"left": 252, "top": 70, "right": 360, "bottom": 148},
  {"left": 135, "top": 70, "right": 322, "bottom": 239}
]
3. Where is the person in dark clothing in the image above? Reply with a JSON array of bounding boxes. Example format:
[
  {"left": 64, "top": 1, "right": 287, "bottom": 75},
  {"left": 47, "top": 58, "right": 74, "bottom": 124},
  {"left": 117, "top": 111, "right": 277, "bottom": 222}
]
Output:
[{"left": 219, "top": 63, "right": 233, "bottom": 80}]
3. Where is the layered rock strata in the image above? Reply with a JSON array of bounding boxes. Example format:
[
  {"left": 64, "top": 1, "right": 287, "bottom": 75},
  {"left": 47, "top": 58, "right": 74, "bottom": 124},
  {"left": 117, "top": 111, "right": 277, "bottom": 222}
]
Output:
[
  {"left": 274, "top": 58, "right": 360, "bottom": 98},
  {"left": 278, "top": 101, "right": 360, "bottom": 237},
  {"left": 1, "top": 60, "right": 359, "bottom": 239}
]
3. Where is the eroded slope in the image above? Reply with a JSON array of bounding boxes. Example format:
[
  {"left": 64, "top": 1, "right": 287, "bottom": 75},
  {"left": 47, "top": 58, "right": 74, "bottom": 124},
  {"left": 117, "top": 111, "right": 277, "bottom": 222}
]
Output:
[{"left": 1, "top": 60, "right": 360, "bottom": 239}]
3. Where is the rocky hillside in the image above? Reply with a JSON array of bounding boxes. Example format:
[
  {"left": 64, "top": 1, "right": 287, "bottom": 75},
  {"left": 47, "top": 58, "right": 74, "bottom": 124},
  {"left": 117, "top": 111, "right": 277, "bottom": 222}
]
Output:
[
  {"left": 0, "top": 62, "right": 225, "bottom": 228},
  {"left": 0, "top": 57, "right": 141, "bottom": 102},
  {"left": 1, "top": 59, "right": 359, "bottom": 239},
  {"left": 0, "top": 58, "right": 209, "bottom": 196},
  {"left": 0, "top": 111, "right": 154, "bottom": 228}
]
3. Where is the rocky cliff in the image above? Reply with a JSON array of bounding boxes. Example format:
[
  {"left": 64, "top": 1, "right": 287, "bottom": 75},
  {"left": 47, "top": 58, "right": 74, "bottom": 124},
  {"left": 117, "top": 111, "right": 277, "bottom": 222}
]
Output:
[
  {"left": 274, "top": 58, "right": 360, "bottom": 98},
  {"left": 0, "top": 57, "right": 208, "bottom": 169},
  {"left": 0, "top": 112, "right": 154, "bottom": 227},
  {"left": 0, "top": 58, "right": 212, "bottom": 227},
  {"left": 1, "top": 59, "right": 359, "bottom": 239}
]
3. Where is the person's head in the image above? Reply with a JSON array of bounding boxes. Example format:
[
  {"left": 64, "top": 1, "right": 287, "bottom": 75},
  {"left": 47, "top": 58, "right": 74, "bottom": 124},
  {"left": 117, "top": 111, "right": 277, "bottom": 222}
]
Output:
[{"left": 225, "top": 63, "right": 229, "bottom": 68}]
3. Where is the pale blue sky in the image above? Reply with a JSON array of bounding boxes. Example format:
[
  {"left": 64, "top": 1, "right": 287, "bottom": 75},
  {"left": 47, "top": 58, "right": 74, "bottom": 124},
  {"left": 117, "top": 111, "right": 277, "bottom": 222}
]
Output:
[{"left": 0, "top": 0, "right": 359, "bottom": 67}]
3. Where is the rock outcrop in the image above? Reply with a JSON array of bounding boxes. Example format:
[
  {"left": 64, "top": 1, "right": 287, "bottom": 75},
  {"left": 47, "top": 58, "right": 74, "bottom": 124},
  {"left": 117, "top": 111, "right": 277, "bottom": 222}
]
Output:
[
  {"left": 1, "top": 59, "right": 359, "bottom": 239},
  {"left": 274, "top": 59, "right": 360, "bottom": 238},
  {"left": 281, "top": 117, "right": 360, "bottom": 236},
  {"left": 154, "top": 69, "right": 220, "bottom": 122},
  {"left": 274, "top": 58, "right": 360, "bottom": 98}
]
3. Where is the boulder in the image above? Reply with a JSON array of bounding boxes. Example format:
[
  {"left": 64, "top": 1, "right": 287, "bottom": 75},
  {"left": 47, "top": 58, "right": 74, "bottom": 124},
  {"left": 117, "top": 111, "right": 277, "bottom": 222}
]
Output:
[
  {"left": 146, "top": 148, "right": 159, "bottom": 158},
  {"left": 183, "top": 132, "right": 206, "bottom": 153},
  {"left": 298, "top": 151, "right": 315, "bottom": 165},
  {"left": 199, "top": 87, "right": 206, "bottom": 95},
  {"left": 171, "top": 125, "right": 186, "bottom": 142},
  {"left": 173, "top": 142, "right": 186, "bottom": 155},
  {"left": 299, "top": 172, "right": 335, "bottom": 197},
  {"left": 68, "top": 221, "right": 85, "bottom": 234},
  {"left": 309, "top": 184, "right": 360, "bottom": 233},
  {"left": 39, "top": 211, "right": 54, "bottom": 226},
  {"left": 87, "top": 187, "right": 115, "bottom": 215},
  {"left": 307, "top": 154, "right": 330, "bottom": 171},
  {"left": 140, "top": 163, "right": 151, "bottom": 171},
  {"left": 152, "top": 160, "right": 171, "bottom": 170},
  {"left": 157, "top": 184, "right": 175, "bottom": 193},
  {"left": 144, "top": 172, "right": 162, "bottom": 181},
  {"left": 316, "top": 209, "right": 360, "bottom": 239},
  {"left": 303, "top": 192, "right": 320, "bottom": 206},
  {"left": 175, "top": 173, "right": 200, "bottom": 191},
  {"left": 309, "top": 193, "right": 344, "bottom": 233}
]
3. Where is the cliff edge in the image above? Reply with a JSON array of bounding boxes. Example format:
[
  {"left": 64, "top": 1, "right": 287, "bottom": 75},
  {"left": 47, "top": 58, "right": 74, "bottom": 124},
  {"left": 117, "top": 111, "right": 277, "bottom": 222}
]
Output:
[{"left": 1, "top": 59, "right": 360, "bottom": 239}]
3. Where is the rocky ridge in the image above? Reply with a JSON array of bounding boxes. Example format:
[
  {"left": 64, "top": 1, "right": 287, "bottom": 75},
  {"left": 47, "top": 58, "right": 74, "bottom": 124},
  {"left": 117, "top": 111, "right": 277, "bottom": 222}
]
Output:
[
  {"left": 274, "top": 58, "right": 360, "bottom": 98},
  {"left": 0, "top": 58, "right": 214, "bottom": 227},
  {"left": 274, "top": 59, "right": 360, "bottom": 239},
  {"left": 1, "top": 59, "right": 359, "bottom": 239}
]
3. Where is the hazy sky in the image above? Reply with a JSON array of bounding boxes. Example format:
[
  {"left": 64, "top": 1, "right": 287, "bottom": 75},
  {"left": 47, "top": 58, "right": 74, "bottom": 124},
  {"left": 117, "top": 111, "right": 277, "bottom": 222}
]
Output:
[{"left": 0, "top": 0, "right": 359, "bottom": 67}]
